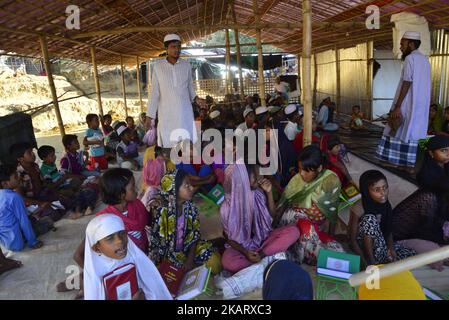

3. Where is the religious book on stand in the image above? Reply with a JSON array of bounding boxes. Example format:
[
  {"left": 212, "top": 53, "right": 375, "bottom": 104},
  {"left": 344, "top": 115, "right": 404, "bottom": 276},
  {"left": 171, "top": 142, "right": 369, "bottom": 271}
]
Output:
[
  {"left": 176, "top": 265, "right": 212, "bottom": 300},
  {"left": 342, "top": 183, "right": 361, "bottom": 203},
  {"left": 103, "top": 263, "right": 138, "bottom": 300},
  {"left": 316, "top": 249, "right": 360, "bottom": 280},
  {"left": 198, "top": 184, "right": 224, "bottom": 206}
]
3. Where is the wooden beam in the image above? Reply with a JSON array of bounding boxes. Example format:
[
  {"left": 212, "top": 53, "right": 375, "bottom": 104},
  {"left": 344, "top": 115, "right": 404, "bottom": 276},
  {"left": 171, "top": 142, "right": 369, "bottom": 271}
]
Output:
[
  {"left": 366, "top": 41, "right": 374, "bottom": 120},
  {"left": 231, "top": 0, "right": 245, "bottom": 98},
  {"left": 335, "top": 46, "right": 341, "bottom": 114},
  {"left": 136, "top": 56, "right": 143, "bottom": 113},
  {"left": 253, "top": 0, "right": 266, "bottom": 107},
  {"left": 246, "top": 0, "right": 281, "bottom": 25},
  {"left": 90, "top": 46, "right": 104, "bottom": 117},
  {"left": 225, "top": 28, "right": 232, "bottom": 94},
  {"left": 120, "top": 55, "right": 128, "bottom": 118},
  {"left": 302, "top": 0, "right": 312, "bottom": 147},
  {"left": 313, "top": 52, "right": 318, "bottom": 108},
  {"left": 69, "top": 21, "right": 373, "bottom": 39},
  {"left": 39, "top": 35, "right": 65, "bottom": 136}
]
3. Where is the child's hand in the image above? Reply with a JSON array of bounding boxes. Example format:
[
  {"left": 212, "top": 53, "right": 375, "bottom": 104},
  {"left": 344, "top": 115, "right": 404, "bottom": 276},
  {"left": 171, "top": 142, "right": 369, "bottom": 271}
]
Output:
[
  {"left": 388, "top": 247, "right": 397, "bottom": 261},
  {"left": 132, "top": 289, "right": 145, "bottom": 300},
  {"left": 245, "top": 250, "right": 261, "bottom": 263},
  {"left": 258, "top": 178, "right": 272, "bottom": 194}
]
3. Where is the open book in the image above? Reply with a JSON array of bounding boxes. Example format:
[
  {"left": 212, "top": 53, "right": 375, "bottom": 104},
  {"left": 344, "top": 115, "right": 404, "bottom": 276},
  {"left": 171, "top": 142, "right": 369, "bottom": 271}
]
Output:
[
  {"left": 176, "top": 265, "right": 211, "bottom": 300},
  {"left": 103, "top": 263, "right": 138, "bottom": 300},
  {"left": 342, "top": 183, "right": 361, "bottom": 203}
]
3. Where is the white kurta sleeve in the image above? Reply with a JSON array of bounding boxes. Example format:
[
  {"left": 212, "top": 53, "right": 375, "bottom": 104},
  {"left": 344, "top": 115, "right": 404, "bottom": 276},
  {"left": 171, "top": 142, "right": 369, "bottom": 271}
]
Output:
[
  {"left": 403, "top": 56, "right": 414, "bottom": 82},
  {"left": 147, "top": 68, "right": 160, "bottom": 119},
  {"left": 187, "top": 66, "right": 196, "bottom": 102}
]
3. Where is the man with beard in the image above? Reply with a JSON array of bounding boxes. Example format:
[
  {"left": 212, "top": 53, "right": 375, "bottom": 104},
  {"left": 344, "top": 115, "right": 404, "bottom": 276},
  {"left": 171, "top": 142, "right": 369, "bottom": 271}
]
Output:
[{"left": 376, "top": 31, "right": 431, "bottom": 173}]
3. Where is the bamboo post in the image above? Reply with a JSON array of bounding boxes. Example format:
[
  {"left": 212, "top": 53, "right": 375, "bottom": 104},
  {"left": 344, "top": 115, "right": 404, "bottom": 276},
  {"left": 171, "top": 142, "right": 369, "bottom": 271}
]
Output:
[
  {"left": 302, "top": 0, "right": 312, "bottom": 147},
  {"left": 313, "top": 52, "right": 318, "bottom": 108},
  {"left": 90, "top": 46, "right": 104, "bottom": 117},
  {"left": 225, "top": 29, "right": 231, "bottom": 94},
  {"left": 349, "top": 245, "right": 449, "bottom": 288},
  {"left": 231, "top": 1, "right": 245, "bottom": 98},
  {"left": 366, "top": 41, "right": 373, "bottom": 120},
  {"left": 120, "top": 55, "right": 128, "bottom": 118},
  {"left": 147, "top": 59, "right": 152, "bottom": 96},
  {"left": 39, "top": 35, "right": 65, "bottom": 136},
  {"left": 136, "top": 56, "right": 143, "bottom": 113},
  {"left": 253, "top": 0, "right": 266, "bottom": 107},
  {"left": 335, "top": 45, "right": 341, "bottom": 114}
]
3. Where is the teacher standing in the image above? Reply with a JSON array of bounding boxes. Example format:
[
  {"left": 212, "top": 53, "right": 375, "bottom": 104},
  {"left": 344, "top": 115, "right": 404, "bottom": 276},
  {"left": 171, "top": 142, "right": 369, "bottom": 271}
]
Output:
[
  {"left": 376, "top": 31, "right": 431, "bottom": 173},
  {"left": 146, "top": 34, "right": 204, "bottom": 152}
]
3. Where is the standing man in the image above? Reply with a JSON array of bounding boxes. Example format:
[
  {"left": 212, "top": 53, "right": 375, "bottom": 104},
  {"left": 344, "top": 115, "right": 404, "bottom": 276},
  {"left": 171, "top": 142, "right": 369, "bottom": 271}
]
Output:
[
  {"left": 145, "top": 34, "right": 205, "bottom": 154},
  {"left": 376, "top": 31, "right": 431, "bottom": 172}
]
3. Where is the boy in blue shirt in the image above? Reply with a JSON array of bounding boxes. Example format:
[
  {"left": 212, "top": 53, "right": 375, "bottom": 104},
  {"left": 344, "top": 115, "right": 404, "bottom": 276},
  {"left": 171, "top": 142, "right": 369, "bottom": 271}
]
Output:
[
  {"left": 0, "top": 164, "right": 43, "bottom": 251},
  {"left": 83, "top": 114, "right": 108, "bottom": 171}
]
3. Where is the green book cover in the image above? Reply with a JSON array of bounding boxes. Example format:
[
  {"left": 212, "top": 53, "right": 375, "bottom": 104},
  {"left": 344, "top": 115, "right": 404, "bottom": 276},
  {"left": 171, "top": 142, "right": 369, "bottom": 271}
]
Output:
[{"left": 317, "top": 249, "right": 360, "bottom": 279}]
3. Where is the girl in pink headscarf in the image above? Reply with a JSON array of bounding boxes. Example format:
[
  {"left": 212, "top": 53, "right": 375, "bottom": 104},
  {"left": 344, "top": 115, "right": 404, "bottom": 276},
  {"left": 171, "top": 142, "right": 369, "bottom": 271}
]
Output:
[
  {"left": 139, "top": 146, "right": 166, "bottom": 210},
  {"left": 220, "top": 163, "right": 300, "bottom": 273}
]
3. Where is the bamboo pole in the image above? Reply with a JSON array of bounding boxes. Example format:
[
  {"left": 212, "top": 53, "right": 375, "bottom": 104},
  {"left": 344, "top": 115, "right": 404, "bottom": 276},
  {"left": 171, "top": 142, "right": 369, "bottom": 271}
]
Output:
[
  {"left": 335, "top": 46, "right": 341, "bottom": 114},
  {"left": 231, "top": 1, "right": 245, "bottom": 98},
  {"left": 349, "top": 245, "right": 449, "bottom": 288},
  {"left": 147, "top": 59, "right": 152, "bottom": 97},
  {"left": 90, "top": 46, "right": 104, "bottom": 117},
  {"left": 225, "top": 28, "right": 231, "bottom": 94},
  {"left": 313, "top": 52, "right": 318, "bottom": 108},
  {"left": 366, "top": 41, "right": 373, "bottom": 120},
  {"left": 253, "top": 0, "right": 266, "bottom": 107},
  {"left": 120, "top": 55, "right": 128, "bottom": 118},
  {"left": 302, "top": 0, "right": 312, "bottom": 147},
  {"left": 39, "top": 35, "right": 65, "bottom": 136},
  {"left": 136, "top": 56, "right": 143, "bottom": 113}
]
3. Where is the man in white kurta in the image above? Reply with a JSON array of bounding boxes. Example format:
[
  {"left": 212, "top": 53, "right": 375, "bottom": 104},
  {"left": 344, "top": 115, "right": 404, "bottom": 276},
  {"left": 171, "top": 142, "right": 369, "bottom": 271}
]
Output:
[
  {"left": 376, "top": 31, "right": 431, "bottom": 169},
  {"left": 146, "top": 34, "right": 202, "bottom": 150}
]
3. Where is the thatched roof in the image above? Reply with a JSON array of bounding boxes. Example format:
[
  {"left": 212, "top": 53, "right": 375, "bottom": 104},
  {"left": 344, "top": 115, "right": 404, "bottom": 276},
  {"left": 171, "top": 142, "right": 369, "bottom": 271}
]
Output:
[{"left": 1, "top": 0, "right": 449, "bottom": 65}]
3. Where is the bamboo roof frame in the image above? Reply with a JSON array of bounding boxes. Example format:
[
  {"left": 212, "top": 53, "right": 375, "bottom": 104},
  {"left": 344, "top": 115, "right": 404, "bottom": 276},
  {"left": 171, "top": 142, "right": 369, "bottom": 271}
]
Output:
[{"left": 1, "top": 0, "right": 449, "bottom": 65}]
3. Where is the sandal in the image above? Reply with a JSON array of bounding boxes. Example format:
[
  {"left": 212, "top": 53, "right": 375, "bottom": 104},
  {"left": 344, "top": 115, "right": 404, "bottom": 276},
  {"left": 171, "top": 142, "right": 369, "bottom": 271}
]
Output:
[{"left": 31, "top": 240, "right": 43, "bottom": 250}]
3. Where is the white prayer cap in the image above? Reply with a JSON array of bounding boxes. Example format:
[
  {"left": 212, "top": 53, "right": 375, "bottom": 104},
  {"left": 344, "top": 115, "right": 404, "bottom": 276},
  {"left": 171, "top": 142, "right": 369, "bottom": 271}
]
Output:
[
  {"left": 243, "top": 107, "right": 254, "bottom": 118},
  {"left": 255, "top": 106, "right": 268, "bottom": 115},
  {"left": 402, "top": 31, "right": 421, "bottom": 41},
  {"left": 116, "top": 125, "right": 129, "bottom": 136},
  {"left": 284, "top": 104, "right": 297, "bottom": 115},
  {"left": 164, "top": 34, "right": 181, "bottom": 43},
  {"left": 209, "top": 110, "right": 221, "bottom": 119}
]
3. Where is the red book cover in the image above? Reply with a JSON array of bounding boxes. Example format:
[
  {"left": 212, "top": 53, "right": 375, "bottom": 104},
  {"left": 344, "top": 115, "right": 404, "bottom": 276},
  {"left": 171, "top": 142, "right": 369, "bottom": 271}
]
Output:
[
  {"left": 158, "top": 261, "right": 186, "bottom": 298},
  {"left": 103, "top": 263, "right": 138, "bottom": 300}
]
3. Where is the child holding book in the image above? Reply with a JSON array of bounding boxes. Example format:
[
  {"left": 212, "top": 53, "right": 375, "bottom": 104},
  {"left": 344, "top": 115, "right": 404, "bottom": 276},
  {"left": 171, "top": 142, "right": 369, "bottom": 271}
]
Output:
[
  {"left": 140, "top": 146, "right": 166, "bottom": 210},
  {"left": 116, "top": 125, "right": 143, "bottom": 170},
  {"left": 349, "top": 105, "right": 365, "bottom": 130},
  {"left": 83, "top": 214, "right": 172, "bottom": 300},
  {"left": 84, "top": 114, "right": 108, "bottom": 171},
  {"left": 350, "top": 170, "right": 415, "bottom": 266},
  {"left": 0, "top": 164, "right": 43, "bottom": 251},
  {"left": 220, "top": 163, "right": 299, "bottom": 273},
  {"left": 150, "top": 170, "right": 222, "bottom": 275},
  {"left": 276, "top": 145, "right": 344, "bottom": 265}
]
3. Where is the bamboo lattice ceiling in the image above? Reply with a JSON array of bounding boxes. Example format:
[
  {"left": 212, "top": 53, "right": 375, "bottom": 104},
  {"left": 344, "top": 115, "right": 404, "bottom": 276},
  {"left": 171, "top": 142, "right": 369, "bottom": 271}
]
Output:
[{"left": 0, "top": 0, "right": 449, "bottom": 65}]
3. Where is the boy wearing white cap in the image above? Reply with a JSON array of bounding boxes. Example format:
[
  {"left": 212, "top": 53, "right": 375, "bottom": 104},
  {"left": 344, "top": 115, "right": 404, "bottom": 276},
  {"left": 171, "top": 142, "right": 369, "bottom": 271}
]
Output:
[
  {"left": 376, "top": 31, "right": 431, "bottom": 172},
  {"left": 145, "top": 34, "right": 205, "bottom": 154},
  {"left": 284, "top": 104, "right": 303, "bottom": 141},
  {"left": 235, "top": 107, "right": 256, "bottom": 138}
]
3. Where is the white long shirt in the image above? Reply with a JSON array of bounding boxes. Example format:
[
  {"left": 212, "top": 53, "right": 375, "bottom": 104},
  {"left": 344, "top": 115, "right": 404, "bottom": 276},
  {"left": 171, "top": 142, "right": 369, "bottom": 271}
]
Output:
[
  {"left": 384, "top": 50, "right": 431, "bottom": 142},
  {"left": 147, "top": 58, "right": 197, "bottom": 148}
]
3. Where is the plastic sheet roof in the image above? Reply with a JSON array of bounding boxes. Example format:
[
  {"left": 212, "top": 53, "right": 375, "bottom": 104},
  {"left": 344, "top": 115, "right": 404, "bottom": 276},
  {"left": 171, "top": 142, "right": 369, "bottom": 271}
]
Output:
[{"left": 1, "top": 0, "right": 449, "bottom": 65}]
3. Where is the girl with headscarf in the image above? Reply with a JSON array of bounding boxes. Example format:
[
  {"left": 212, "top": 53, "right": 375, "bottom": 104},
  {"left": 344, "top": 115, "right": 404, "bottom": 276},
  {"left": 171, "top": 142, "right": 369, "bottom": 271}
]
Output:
[
  {"left": 355, "top": 170, "right": 415, "bottom": 266},
  {"left": 150, "top": 169, "right": 222, "bottom": 274},
  {"left": 139, "top": 146, "right": 166, "bottom": 210},
  {"left": 262, "top": 259, "right": 313, "bottom": 300},
  {"left": 428, "top": 103, "right": 444, "bottom": 135},
  {"left": 220, "top": 163, "right": 299, "bottom": 274},
  {"left": 276, "top": 145, "right": 344, "bottom": 265},
  {"left": 83, "top": 214, "right": 172, "bottom": 300}
]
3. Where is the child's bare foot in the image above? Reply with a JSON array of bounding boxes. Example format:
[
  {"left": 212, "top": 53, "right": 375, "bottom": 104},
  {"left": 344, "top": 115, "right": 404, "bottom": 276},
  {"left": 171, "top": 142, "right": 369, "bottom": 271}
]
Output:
[
  {"left": 31, "top": 240, "right": 43, "bottom": 250},
  {"left": 83, "top": 207, "right": 94, "bottom": 216},
  {"left": 56, "top": 279, "right": 75, "bottom": 292},
  {"left": 69, "top": 211, "right": 84, "bottom": 220},
  {"left": 0, "top": 258, "right": 22, "bottom": 276}
]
